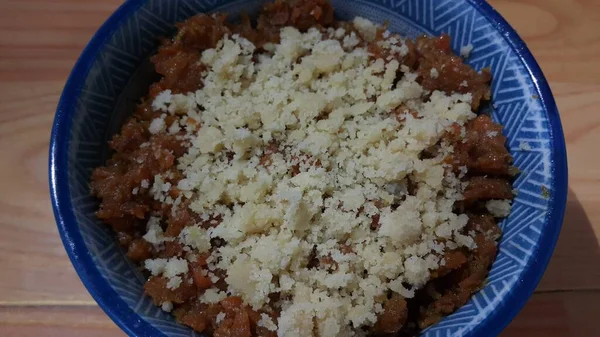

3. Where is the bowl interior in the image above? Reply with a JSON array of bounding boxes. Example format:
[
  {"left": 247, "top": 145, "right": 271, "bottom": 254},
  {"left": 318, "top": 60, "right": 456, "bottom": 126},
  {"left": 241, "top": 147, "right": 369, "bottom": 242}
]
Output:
[{"left": 51, "top": 0, "right": 566, "bottom": 336}]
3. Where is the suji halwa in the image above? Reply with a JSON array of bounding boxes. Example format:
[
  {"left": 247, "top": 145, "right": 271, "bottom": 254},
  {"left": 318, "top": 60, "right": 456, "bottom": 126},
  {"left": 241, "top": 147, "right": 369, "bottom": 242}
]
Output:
[{"left": 91, "top": 0, "right": 516, "bottom": 336}]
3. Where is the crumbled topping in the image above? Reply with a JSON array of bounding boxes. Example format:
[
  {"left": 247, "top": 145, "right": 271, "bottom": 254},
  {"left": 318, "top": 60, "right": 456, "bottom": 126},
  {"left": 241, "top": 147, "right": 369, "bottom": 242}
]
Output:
[
  {"left": 353, "top": 17, "right": 377, "bottom": 41},
  {"left": 460, "top": 44, "right": 474, "bottom": 58},
  {"left": 258, "top": 313, "right": 278, "bottom": 332},
  {"left": 145, "top": 18, "right": 481, "bottom": 337},
  {"left": 519, "top": 141, "right": 532, "bottom": 151},
  {"left": 179, "top": 225, "right": 211, "bottom": 253},
  {"left": 152, "top": 89, "right": 172, "bottom": 111},
  {"left": 144, "top": 257, "right": 189, "bottom": 290},
  {"left": 486, "top": 199, "right": 512, "bottom": 218},
  {"left": 216, "top": 312, "right": 226, "bottom": 324},
  {"left": 142, "top": 217, "right": 164, "bottom": 245},
  {"left": 144, "top": 258, "right": 167, "bottom": 276},
  {"left": 149, "top": 115, "right": 166, "bottom": 134},
  {"left": 161, "top": 301, "right": 173, "bottom": 312}
]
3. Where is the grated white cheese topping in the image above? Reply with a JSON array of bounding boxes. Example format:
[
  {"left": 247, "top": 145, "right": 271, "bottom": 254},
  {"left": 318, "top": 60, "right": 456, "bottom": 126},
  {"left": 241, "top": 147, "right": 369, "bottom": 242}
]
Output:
[
  {"left": 161, "top": 301, "right": 174, "bottom": 312},
  {"left": 460, "top": 44, "right": 474, "bottom": 58},
  {"left": 215, "top": 312, "right": 226, "bottom": 324},
  {"left": 258, "top": 313, "right": 278, "bottom": 332},
  {"left": 486, "top": 199, "right": 512, "bottom": 218},
  {"left": 519, "top": 141, "right": 532, "bottom": 151},
  {"left": 144, "top": 18, "right": 483, "bottom": 337}
]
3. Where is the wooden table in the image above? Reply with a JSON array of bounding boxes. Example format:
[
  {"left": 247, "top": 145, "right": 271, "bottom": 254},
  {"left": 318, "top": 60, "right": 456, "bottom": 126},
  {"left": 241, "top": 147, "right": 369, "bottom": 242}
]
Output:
[{"left": 0, "top": 0, "right": 598, "bottom": 335}]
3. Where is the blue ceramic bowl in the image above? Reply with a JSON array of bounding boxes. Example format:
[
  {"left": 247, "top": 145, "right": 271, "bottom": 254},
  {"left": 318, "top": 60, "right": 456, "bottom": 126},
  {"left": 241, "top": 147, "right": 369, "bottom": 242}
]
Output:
[{"left": 49, "top": 0, "right": 568, "bottom": 336}]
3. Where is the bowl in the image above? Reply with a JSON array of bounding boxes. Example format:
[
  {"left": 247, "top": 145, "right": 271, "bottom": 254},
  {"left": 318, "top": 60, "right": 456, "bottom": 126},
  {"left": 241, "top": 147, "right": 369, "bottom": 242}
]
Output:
[{"left": 49, "top": 0, "right": 568, "bottom": 336}]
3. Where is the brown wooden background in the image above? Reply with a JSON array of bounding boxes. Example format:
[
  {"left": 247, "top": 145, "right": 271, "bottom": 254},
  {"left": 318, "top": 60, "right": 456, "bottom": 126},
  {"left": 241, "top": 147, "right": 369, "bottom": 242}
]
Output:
[{"left": 1, "top": 0, "right": 599, "bottom": 335}]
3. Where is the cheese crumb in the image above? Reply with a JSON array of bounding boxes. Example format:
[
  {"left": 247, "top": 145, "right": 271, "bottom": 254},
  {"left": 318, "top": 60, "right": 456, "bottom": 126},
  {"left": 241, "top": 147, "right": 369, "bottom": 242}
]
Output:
[
  {"left": 161, "top": 301, "right": 173, "bottom": 312},
  {"left": 142, "top": 217, "right": 164, "bottom": 245},
  {"left": 144, "top": 258, "right": 167, "bottom": 276},
  {"left": 486, "top": 199, "right": 512, "bottom": 218},
  {"left": 216, "top": 312, "right": 226, "bottom": 324},
  {"left": 519, "top": 141, "right": 532, "bottom": 151},
  {"left": 430, "top": 68, "right": 439, "bottom": 79},
  {"left": 149, "top": 117, "right": 166, "bottom": 134},
  {"left": 460, "top": 44, "right": 474, "bottom": 58},
  {"left": 353, "top": 17, "right": 378, "bottom": 41},
  {"left": 143, "top": 257, "right": 190, "bottom": 290},
  {"left": 152, "top": 89, "right": 172, "bottom": 111},
  {"left": 179, "top": 226, "right": 211, "bottom": 253},
  {"left": 258, "top": 313, "right": 277, "bottom": 332},
  {"left": 166, "top": 276, "right": 182, "bottom": 290}
]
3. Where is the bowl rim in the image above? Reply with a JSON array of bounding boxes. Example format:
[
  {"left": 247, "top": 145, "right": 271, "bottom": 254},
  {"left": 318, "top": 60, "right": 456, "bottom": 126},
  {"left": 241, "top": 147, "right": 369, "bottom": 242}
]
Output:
[{"left": 49, "top": 0, "right": 568, "bottom": 336}]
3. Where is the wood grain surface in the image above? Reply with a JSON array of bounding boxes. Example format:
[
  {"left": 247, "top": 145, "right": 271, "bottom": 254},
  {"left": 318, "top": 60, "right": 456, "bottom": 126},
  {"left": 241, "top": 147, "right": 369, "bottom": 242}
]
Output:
[{"left": 0, "top": 0, "right": 598, "bottom": 335}]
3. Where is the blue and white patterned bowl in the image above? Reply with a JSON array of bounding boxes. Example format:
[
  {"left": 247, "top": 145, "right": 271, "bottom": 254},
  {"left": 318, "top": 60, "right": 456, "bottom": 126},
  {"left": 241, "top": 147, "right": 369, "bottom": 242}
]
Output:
[{"left": 49, "top": 0, "right": 568, "bottom": 336}]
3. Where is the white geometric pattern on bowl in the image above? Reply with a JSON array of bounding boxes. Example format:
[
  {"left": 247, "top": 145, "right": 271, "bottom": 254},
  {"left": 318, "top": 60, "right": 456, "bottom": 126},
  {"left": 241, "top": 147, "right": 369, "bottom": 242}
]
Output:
[{"left": 52, "top": 0, "right": 564, "bottom": 336}]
